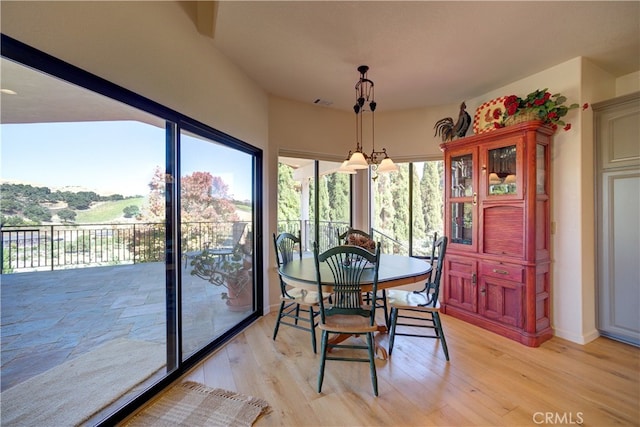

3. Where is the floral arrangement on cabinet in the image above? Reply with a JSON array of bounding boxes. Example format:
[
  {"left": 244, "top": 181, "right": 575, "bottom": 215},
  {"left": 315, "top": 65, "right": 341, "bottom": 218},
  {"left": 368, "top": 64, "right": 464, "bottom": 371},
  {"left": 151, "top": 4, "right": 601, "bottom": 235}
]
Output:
[{"left": 494, "top": 88, "right": 589, "bottom": 132}]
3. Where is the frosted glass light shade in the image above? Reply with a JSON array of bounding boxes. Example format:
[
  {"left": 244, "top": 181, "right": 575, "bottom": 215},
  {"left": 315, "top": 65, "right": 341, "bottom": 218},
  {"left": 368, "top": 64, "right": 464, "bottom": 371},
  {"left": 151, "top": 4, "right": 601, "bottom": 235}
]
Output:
[
  {"left": 377, "top": 157, "right": 398, "bottom": 173},
  {"left": 347, "top": 151, "right": 369, "bottom": 169},
  {"left": 338, "top": 160, "right": 357, "bottom": 174},
  {"left": 489, "top": 172, "right": 501, "bottom": 184}
]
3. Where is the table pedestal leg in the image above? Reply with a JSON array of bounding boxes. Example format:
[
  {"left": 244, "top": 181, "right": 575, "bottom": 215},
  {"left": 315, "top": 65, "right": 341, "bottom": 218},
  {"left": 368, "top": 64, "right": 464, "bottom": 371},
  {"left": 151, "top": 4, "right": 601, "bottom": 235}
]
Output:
[{"left": 327, "top": 324, "right": 390, "bottom": 360}]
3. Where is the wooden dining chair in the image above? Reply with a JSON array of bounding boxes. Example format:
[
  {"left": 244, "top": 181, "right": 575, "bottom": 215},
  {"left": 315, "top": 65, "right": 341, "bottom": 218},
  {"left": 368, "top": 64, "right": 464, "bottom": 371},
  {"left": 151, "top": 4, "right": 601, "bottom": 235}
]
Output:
[
  {"left": 337, "top": 227, "right": 389, "bottom": 328},
  {"left": 272, "top": 232, "right": 330, "bottom": 353},
  {"left": 410, "top": 232, "right": 438, "bottom": 284},
  {"left": 387, "top": 236, "right": 450, "bottom": 361},
  {"left": 313, "top": 242, "right": 381, "bottom": 396}
]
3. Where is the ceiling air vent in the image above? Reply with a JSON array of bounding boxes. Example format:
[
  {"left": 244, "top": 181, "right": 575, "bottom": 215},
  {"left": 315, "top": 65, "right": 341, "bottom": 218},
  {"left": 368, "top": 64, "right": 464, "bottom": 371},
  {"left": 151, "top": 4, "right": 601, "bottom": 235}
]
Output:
[{"left": 313, "top": 98, "right": 333, "bottom": 106}]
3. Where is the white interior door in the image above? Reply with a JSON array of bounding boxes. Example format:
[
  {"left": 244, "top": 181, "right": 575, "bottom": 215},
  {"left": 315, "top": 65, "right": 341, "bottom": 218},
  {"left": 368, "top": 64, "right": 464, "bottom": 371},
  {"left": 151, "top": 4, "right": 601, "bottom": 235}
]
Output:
[{"left": 595, "top": 92, "right": 640, "bottom": 346}]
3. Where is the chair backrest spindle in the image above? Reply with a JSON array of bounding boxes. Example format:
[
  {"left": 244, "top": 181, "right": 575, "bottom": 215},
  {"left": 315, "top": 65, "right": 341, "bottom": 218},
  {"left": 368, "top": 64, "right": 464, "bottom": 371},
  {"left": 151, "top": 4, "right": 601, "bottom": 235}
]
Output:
[
  {"left": 425, "top": 236, "right": 447, "bottom": 307},
  {"left": 273, "top": 232, "right": 302, "bottom": 297},
  {"left": 314, "top": 242, "right": 380, "bottom": 324}
]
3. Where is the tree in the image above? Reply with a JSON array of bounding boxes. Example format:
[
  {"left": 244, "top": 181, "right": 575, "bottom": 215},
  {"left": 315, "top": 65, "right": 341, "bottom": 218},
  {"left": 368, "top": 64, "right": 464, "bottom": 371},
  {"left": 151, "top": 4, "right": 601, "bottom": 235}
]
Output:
[
  {"left": 390, "top": 164, "right": 410, "bottom": 243},
  {"left": 63, "top": 191, "right": 98, "bottom": 210},
  {"left": 420, "top": 161, "right": 444, "bottom": 240},
  {"left": 140, "top": 167, "right": 239, "bottom": 224},
  {"left": 326, "top": 173, "right": 349, "bottom": 222},
  {"left": 23, "top": 204, "right": 51, "bottom": 223},
  {"left": 411, "top": 166, "right": 427, "bottom": 252},
  {"left": 277, "top": 163, "right": 300, "bottom": 223},
  {"left": 180, "top": 171, "right": 238, "bottom": 222},
  {"left": 372, "top": 173, "right": 396, "bottom": 236},
  {"left": 141, "top": 166, "right": 167, "bottom": 221},
  {"left": 135, "top": 167, "right": 241, "bottom": 262},
  {"left": 317, "top": 175, "right": 330, "bottom": 222},
  {"left": 0, "top": 196, "right": 21, "bottom": 215},
  {"left": 1, "top": 215, "right": 29, "bottom": 226},
  {"left": 57, "top": 208, "right": 76, "bottom": 223},
  {"left": 123, "top": 205, "right": 140, "bottom": 218}
]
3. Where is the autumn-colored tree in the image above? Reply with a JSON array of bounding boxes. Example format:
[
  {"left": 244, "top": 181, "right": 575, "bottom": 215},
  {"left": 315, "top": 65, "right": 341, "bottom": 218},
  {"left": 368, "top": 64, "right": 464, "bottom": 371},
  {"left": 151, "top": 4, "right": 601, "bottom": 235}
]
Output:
[
  {"left": 141, "top": 167, "right": 238, "bottom": 223},
  {"left": 142, "top": 166, "right": 167, "bottom": 221},
  {"left": 135, "top": 167, "right": 240, "bottom": 262},
  {"left": 180, "top": 171, "right": 238, "bottom": 223}
]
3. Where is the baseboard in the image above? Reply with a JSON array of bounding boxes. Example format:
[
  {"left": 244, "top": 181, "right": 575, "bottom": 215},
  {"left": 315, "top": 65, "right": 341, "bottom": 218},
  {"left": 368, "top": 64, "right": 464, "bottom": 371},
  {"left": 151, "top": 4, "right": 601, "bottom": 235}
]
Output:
[{"left": 554, "top": 327, "right": 600, "bottom": 344}]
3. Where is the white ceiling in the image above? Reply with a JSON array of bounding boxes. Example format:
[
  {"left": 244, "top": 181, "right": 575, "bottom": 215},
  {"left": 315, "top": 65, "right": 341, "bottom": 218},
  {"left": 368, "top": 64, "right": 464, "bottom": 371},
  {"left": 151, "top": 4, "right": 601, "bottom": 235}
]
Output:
[
  {"left": 210, "top": 1, "right": 640, "bottom": 111},
  {"left": 1, "top": 1, "right": 638, "bottom": 126}
]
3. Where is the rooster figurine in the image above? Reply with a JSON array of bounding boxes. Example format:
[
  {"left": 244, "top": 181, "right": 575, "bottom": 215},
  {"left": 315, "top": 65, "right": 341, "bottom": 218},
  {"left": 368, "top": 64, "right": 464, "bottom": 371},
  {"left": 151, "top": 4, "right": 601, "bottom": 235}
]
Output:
[{"left": 434, "top": 102, "right": 472, "bottom": 142}]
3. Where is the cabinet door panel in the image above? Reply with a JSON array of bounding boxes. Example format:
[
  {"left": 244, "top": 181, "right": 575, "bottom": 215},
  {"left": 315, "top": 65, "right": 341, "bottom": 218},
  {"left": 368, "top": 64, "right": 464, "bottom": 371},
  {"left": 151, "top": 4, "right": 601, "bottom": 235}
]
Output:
[
  {"left": 444, "top": 257, "right": 477, "bottom": 313},
  {"left": 482, "top": 205, "right": 524, "bottom": 257},
  {"left": 479, "top": 276, "right": 523, "bottom": 328}
]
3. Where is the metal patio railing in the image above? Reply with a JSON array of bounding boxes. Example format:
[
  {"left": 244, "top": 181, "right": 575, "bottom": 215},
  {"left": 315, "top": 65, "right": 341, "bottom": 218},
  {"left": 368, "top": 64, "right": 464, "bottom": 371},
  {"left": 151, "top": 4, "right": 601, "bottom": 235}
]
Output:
[{"left": 1, "top": 221, "right": 248, "bottom": 274}]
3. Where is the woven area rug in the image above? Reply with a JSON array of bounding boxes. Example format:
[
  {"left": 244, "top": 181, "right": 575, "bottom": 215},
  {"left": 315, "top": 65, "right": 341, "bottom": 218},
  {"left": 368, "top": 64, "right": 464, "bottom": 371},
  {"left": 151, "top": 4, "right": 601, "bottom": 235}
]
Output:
[
  {"left": 0, "top": 338, "right": 165, "bottom": 427},
  {"left": 124, "top": 381, "right": 271, "bottom": 427}
]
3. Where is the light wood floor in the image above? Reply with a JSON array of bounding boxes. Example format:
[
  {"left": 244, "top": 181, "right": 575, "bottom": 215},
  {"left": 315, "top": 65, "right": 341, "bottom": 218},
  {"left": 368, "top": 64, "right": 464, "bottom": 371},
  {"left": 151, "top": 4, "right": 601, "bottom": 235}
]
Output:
[{"left": 183, "top": 311, "right": 639, "bottom": 426}]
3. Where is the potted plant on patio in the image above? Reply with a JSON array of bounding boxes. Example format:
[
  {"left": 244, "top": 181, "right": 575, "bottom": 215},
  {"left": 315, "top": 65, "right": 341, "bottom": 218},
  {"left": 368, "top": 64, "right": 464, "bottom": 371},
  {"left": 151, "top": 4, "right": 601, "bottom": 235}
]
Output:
[{"left": 190, "top": 235, "right": 253, "bottom": 312}]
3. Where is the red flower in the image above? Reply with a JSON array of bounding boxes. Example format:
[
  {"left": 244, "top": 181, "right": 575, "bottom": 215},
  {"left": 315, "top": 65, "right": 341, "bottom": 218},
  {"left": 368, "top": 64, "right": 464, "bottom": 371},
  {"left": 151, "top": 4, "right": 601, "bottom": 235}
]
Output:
[
  {"left": 505, "top": 95, "right": 518, "bottom": 105},
  {"left": 492, "top": 108, "right": 502, "bottom": 120},
  {"left": 493, "top": 122, "right": 503, "bottom": 129},
  {"left": 497, "top": 89, "right": 587, "bottom": 134}
]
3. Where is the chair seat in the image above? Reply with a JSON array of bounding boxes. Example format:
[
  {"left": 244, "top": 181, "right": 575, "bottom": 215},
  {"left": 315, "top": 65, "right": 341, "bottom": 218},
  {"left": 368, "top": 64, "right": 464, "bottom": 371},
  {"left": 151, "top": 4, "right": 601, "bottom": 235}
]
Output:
[
  {"left": 281, "top": 288, "right": 331, "bottom": 305},
  {"left": 319, "top": 313, "right": 378, "bottom": 333},
  {"left": 387, "top": 289, "right": 440, "bottom": 311}
]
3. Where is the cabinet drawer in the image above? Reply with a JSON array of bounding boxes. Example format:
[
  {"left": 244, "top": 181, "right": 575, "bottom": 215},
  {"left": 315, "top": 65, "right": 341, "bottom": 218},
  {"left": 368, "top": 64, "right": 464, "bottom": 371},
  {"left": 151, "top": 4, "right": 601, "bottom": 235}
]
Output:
[{"left": 480, "top": 262, "right": 523, "bottom": 282}]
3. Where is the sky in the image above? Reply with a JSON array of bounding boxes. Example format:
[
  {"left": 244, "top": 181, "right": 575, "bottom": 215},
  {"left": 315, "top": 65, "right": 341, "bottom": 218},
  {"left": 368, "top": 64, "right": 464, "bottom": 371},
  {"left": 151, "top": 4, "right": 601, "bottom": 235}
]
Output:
[{"left": 1, "top": 121, "right": 253, "bottom": 201}]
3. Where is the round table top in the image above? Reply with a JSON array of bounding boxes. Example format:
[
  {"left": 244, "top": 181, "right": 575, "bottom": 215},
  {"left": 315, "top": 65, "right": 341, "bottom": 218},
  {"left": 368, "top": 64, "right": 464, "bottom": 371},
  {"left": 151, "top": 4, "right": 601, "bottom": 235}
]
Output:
[{"left": 279, "top": 253, "right": 432, "bottom": 292}]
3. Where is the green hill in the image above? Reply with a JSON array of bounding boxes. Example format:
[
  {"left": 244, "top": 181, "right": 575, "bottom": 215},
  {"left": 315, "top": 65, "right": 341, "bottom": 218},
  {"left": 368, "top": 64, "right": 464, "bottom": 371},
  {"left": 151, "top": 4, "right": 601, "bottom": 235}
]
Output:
[{"left": 74, "top": 197, "right": 145, "bottom": 223}]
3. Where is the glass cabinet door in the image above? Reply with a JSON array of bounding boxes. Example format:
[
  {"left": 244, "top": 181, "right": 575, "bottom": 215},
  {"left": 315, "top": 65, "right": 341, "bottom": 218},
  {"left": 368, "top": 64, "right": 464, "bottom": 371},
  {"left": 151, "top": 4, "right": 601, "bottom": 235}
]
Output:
[
  {"left": 451, "top": 202, "right": 473, "bottom": 245},
  {"left": 449, "top": 152, "right": 476, "bottom": 247},
  {"left": 487, "top": 144, "right": 517, "bottom": 195},
  {"left": 481, "top": 137, "right": 523, "bottom": 199},
  {"left": 451, "top": 153, "right": 473, "bottom": 197}
]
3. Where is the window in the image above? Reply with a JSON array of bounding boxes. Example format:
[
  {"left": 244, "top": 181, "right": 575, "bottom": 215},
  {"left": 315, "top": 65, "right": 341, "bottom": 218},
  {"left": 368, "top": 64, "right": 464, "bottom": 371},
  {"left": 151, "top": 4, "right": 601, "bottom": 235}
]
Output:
[
  {"left": 277, "top": 157, "right": 351, "bottom": 252},
  {"left": 371, "top": 160, "right": 444, "bottom": 256}
]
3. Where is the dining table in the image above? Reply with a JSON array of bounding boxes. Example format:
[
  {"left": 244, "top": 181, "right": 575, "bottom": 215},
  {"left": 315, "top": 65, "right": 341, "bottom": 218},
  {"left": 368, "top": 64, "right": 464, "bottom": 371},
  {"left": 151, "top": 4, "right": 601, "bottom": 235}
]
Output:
[{"left": 278, "top": 253, "right": 432, "bottom": 359}]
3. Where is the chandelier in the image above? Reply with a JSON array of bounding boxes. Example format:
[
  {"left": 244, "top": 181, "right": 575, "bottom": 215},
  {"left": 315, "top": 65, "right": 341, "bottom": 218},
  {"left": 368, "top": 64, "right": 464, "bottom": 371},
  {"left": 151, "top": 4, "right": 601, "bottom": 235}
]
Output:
[{"left": 339, "top": 65, "right": 397, "bottom": 178}]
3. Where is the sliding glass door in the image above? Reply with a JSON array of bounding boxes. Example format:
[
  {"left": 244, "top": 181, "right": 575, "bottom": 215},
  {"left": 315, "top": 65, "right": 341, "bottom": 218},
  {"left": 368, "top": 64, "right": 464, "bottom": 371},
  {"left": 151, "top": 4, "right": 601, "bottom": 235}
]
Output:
[
  {"left": 0, "top": 36, "right": 262, "bottom": 425},
  {"left": 0, "top": 56, "right": 172, "bottom": 425},
  {"left": 180, "top": 130, "right": 256, "bottom": 359}
]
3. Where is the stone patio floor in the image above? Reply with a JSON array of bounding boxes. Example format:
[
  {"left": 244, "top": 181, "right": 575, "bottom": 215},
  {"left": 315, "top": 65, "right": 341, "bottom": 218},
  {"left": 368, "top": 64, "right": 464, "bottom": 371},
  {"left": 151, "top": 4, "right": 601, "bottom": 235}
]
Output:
[{"left": 0, "top": 262, "right": 250, "bottom": 392}]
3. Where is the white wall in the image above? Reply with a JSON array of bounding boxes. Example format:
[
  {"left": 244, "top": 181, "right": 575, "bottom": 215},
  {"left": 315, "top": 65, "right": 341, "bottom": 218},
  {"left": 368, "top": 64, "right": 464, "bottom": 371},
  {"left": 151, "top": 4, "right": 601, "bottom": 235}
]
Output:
[{"left": 616, "top": 71, "right": 640, "bottom": 96}]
